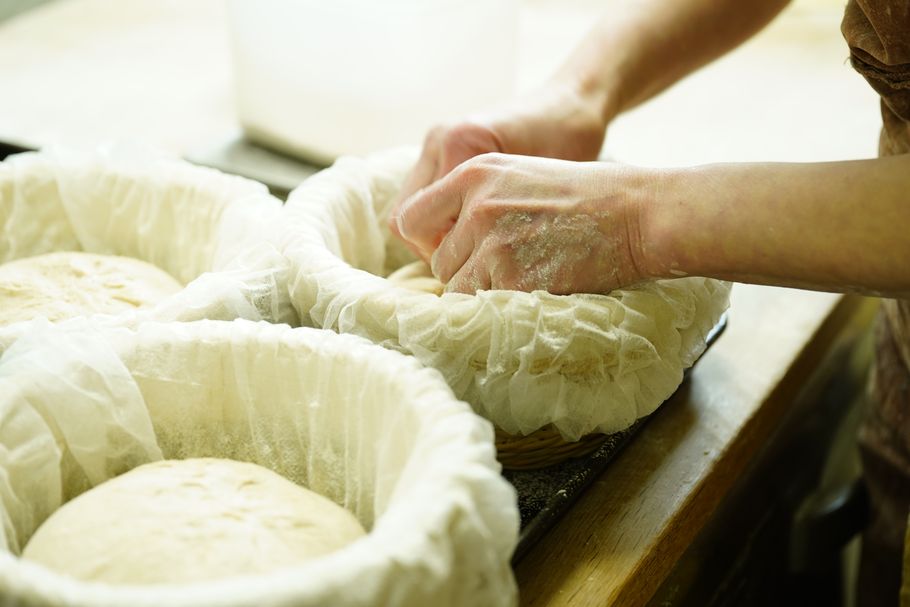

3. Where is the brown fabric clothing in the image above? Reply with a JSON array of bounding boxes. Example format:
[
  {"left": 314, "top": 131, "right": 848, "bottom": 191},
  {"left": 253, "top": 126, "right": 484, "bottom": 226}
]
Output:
[
  {"left": 842, "top": 0, "right": 910, "bottom": 155},
  {"left": 903, "top": 512, "right": 910, "bottom": 606},
  {"left": 842, "top": 2, "right": 910, "bottom": 605},
  {"left": 860, "top": 314, "right": 910, "bottom": 607}
]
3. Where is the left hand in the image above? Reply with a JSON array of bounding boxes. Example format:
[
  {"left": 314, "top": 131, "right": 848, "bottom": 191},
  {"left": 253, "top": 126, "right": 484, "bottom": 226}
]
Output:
[
  {"left": 387, "top": 81, "right": 610, "bottom": 260},
  {"left": 396, "top": 153, "right": 651, "bottom": 295}
]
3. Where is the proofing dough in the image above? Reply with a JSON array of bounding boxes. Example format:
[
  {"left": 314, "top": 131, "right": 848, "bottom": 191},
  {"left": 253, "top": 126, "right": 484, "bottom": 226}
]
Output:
[
  {"left": 21, "top": 458, "right": 367, "bottom": 586},
  {"left": 386, "top": 260, "right": 444, "bottom": 296},
  {"left": 0, "top": 252, "right": 182, "bottom": 326},
  {"left": 281, "top": 149, "right": 732, "bottom": 440}
]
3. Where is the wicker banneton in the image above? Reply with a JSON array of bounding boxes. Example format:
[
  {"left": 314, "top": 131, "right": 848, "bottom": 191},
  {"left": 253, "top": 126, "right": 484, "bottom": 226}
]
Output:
[
  {"left": 494, "top": 426, "right": 609, "bottom": 470},
  {"left": 0, "top": 319, "right": 518, "bottom": 607},
  {"left": 281, "top": 149, "right": 732, "bottom": 469},
  {"left": 494, "top": 317, "right": 725, "bottom": 470},
  {"left": 0, "top": 147, "right": 297, "bottom": 356}
]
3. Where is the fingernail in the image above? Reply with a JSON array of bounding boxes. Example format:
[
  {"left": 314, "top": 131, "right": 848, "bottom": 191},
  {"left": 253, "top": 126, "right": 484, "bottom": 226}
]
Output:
[
  {"left": 395, "top": 193, "right": 421, "bottom": 237},
  {"left": 395, "top": 212, "right": 409, "bottom": 239}
]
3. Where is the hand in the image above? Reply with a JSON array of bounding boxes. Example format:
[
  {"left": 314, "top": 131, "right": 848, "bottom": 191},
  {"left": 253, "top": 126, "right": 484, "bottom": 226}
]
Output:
[
  {"left": 388, "top": 82, "right": 609, "bottom": 256},
  {"left": 396, "top": 153, "right": 651, "bottom": 295}
]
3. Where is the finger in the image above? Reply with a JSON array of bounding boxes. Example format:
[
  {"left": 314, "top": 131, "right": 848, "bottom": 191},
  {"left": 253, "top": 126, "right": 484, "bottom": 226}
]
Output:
[
  {"left": 433, "top": 121, "right": 505, "bottom": 182},
  {"left": 388, "top": 129, "right": 443, "bottom": 238},
  {"left": 445, "top": 252, "right": 492, "bottom": 295},
  {"left": 398, "top": 232, "right": 432, "bottom": 263},
  {"left": 396, "top": 175, "right": 465, "bottom": 257},
  {"left": 400, "top": 135, "right": 441, "bottom": 203},
  {"left": 430, "top": 217, "right": 476, "bottom": 284}
]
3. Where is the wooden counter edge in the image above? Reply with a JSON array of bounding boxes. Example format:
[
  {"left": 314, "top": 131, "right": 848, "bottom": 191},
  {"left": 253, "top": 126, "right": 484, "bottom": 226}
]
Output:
[{"left": 515, "top": 293, "right": 879, "bottom": 607}]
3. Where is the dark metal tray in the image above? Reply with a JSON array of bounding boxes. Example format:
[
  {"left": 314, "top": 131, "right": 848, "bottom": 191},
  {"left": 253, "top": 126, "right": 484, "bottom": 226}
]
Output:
[{"left": 506, "top": 315, "right": 727, "bottom": 564}]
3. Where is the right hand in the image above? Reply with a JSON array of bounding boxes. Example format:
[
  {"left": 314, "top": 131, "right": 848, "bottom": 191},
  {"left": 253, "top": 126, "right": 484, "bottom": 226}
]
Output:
[
  {"left": 388, "top": 81, "right": 610, "bottom": 256},
  {"left": 396, "top": 153, "right": 651, "bottom": 295}
]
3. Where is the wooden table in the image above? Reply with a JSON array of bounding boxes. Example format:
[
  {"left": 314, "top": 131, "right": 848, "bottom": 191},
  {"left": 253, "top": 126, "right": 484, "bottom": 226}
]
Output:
[
  {"left": 0, "top": 1, "right": 885, "bottom": 605},
  {"left": 515, "top": 286, "right": 877, "bottom": 606}
]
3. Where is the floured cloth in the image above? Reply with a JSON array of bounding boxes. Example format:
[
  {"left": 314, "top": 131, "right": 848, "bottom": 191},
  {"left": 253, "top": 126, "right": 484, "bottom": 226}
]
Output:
[
  {"left": 278, "top": 148, "right": 731, "bottom": 440},
  {"left": 842, "top": 2, "right": 910, "bottom": 606},
  {"left": 0, "top": 319, "right": 518, "bottom": 607},
  {"left": 0, "top": 146, "right": 297, "bottom": 351}
]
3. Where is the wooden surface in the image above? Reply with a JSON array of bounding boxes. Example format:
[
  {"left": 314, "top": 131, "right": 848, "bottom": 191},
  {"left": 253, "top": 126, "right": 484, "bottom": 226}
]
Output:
[
  {"left": 0, "top": 1, "right": 885, "bottom": 605},
  {"left": 515, "top": 286, "right": 877, "bottom": 606}
]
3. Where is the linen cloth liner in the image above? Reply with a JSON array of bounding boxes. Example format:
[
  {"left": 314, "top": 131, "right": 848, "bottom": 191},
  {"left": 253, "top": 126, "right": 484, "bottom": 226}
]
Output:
[
  {"left": 0, "top": 146, "right": 297, "bottom": 351},
  {"left": 0, "top": 319, "right": 518, "bottom": 607},
  {"left": 278, "top": 147, "right": 731, "bottom": 440}
]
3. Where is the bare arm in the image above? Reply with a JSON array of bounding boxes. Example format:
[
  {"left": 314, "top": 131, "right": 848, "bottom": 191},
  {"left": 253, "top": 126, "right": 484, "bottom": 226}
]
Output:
[
  {"left": 555, "top": 0, "right": 791, "bottom": 125},
  {"left": 397, "top": 153, "right": 910, "bottom": 299},
  {"left": 390, "top": 0, "right": 791, "bottom": 251},
  {"left": 395, "top": 0, "right": 910, "bottom": 300},
  {"left": 638, "top": 154, "right": 910, "bottom": 297}
]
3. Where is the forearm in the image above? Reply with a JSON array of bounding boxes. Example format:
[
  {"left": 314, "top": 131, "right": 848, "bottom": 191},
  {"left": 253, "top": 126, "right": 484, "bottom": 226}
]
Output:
[
  {"left": 637, "top": 154, "right": 910, "bottom": 297},
  {"left": 555, "top": 0, "right": 790, "bottom": 123}
]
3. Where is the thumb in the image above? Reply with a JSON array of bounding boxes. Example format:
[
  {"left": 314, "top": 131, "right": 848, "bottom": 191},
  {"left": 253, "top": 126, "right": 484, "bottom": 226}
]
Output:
[{"left": 396, "top": 176, "right": 465, "bottom": 258}]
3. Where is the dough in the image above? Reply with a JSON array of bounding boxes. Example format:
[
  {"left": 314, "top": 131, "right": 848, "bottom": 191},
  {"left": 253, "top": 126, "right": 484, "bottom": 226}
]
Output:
[
  {"left": 21, "top": 458, "right": 367, "bottom": 585},
  {"left": 386, "top": 260, "right": 444, "bottom": 296},
  {"left": 0, "top": 252, "right": 182, "bottom": 326},
  {"left": 282, "top": 148, "right": 732, "bottom": 440}
]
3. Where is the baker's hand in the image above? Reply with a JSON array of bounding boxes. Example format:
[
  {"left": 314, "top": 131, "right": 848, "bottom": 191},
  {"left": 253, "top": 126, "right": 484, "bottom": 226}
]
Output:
[
  {"left": 387, "top": 82, "right": 608, "bottom": 254},
  {"left": 396, "top": 153, "right": 652, "bottom": 295}
]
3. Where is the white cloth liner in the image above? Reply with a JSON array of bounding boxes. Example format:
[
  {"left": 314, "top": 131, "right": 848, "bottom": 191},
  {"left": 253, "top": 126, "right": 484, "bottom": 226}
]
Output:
[
  {"left": 0, "top": 318, "right": 518, "bottom": 607},
  {"left": 279, "top": 148, "right": 732, "bottom": 439},
  {"left": 0, "top": 145, "right": 298, "bottom": 351}
]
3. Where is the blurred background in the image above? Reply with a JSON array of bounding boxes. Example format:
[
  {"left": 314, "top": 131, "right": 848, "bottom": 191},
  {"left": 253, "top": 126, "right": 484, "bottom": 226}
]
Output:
[{"left": 0, "top": 0, "right": 881, "bottom": 189}]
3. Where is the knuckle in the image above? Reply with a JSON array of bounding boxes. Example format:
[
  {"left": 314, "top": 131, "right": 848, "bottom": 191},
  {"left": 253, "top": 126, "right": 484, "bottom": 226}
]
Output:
[
  {"left": 444, "top": 120, "right": 485, "bottom": 144},
  {"left": 476, "top": 151, "right": 508, "bottom": 166},
  {"left": 464, "top": 197, "right": 498, "bottom": 224},
  {"left": 456, "top": 152, "right": 501, "bottom": 180},
  {"left": 440, "top": 122, "right": 471, "bottom": 149},
  {"left": 450, "top": 159, "right": 484, "bottom": 187}
]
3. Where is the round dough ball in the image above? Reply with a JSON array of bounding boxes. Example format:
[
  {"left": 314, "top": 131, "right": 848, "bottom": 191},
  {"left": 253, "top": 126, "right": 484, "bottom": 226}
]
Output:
[
  {"left": 0, "top": 252, "right": 182, "bottom": 326},
  {"left": 22, "top": 458, "right": 367, "bottom": 586},
  {"left": 386, "top": 260, "right": 444, "bottom": 296}
]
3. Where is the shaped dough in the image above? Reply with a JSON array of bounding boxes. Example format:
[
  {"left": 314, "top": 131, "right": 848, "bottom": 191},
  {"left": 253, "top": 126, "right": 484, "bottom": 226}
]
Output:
[
  {"left": 386, "top": 260, "right": 444, "bottom": 296},
  {"left": 0, "top": 149, "right": 296, "bottom": 335},
  {"left": 282, "top": 149, "right": 732, "bottom": 440},
  {"left": 22, "top": 458, "right": 366, "bottom": 586},
  {"left": 0, "top": 252, "right": 182, "bottom": 327}
]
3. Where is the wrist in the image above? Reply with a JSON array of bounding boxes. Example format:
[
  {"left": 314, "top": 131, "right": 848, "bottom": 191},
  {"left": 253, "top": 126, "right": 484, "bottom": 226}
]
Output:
[
  {"left": 624, "top": 166, "right": 667, "bottom": 283},
  {"left": 491, "top": 79, "right": 609, "bottom": 162},
  {"left": 556, "top": 71, "right": 622, "bottom": 128},
  {"left": 636, "top": 166, "right": 716, "bottom": 282},
  {"left": 615, "top": 165, "right": 694, "bottom": 283},
  {"left": 586, "top": 163, "right": 667, "bottom": 285},
  {"left": 549, "top": 73, "right": 617, "bottom": 129}
]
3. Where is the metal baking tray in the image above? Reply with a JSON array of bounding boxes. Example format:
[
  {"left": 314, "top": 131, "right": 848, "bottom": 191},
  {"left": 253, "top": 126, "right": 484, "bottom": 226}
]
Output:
[{"left": 506, "top": 315, "right": 727, "bottom": 564}]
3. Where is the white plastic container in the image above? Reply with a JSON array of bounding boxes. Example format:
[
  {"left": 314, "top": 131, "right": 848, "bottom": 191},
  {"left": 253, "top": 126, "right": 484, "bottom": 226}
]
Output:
[{"left": 227, "top": 0, "right": 518, "bottom": 164}]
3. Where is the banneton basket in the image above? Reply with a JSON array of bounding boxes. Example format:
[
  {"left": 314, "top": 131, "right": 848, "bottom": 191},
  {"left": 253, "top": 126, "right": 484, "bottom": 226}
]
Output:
[
  {"left": 494, "top": 425, "right": 614, "bottom": 470},
  {"left": 0, "top": 319, "right": 518, "bottom": 607},
  {"left": 0, "top": 146, "right": 297, "bottom": 351},
  {"left": 278, "top": 148, "right": 732, "bottom": 469}
]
